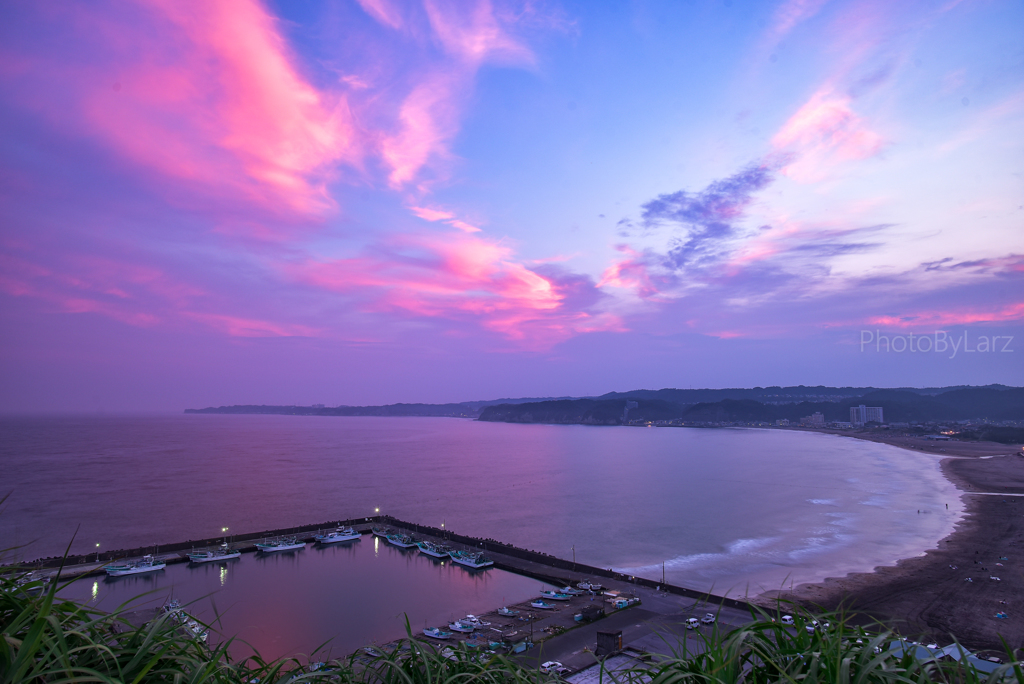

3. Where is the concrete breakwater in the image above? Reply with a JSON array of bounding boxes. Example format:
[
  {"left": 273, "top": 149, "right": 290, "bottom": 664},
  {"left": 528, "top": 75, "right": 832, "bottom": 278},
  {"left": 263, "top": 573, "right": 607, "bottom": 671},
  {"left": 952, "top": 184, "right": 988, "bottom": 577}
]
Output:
[{"left": 14, "top": 514, "right": 754, "bottom": 614}]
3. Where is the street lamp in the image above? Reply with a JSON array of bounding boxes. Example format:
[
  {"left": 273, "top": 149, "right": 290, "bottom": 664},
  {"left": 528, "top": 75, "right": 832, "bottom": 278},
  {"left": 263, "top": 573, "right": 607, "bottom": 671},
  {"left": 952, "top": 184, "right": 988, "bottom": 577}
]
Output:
[{"left": 95, "top": 543, "right": 100, "bottom": 563}]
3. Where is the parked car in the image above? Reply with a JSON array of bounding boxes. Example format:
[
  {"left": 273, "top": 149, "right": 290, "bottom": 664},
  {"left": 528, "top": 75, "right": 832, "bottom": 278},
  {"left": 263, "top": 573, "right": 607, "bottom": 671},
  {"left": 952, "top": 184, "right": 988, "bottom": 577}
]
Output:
[
  {"left": 701, "top": 613, "right": 716, "bottom": 624},
  {"left": 685, "top": 618, "right": 700, "bottom": 630},
  {"left": 781, "top": 615, "right": 794, "bottom": 625},
  {"left": 540, "top": 661, "right": 563, "bottom": 674}
]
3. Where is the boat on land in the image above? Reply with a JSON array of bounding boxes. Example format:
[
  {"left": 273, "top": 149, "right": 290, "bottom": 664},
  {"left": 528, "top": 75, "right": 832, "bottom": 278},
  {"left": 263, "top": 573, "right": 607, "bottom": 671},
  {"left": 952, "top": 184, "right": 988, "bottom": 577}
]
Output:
[
  {"left": 539, "top": 590, "right": 572, "bottom": 601},
  {"left": 461, "top": 615, "right": 490, "bottom": 627},
  {"left": 448, "top": 620, "right": 475, "bottom": 633},
  {"left": 314, "top": 528, "right": 361, "bottom": 544},
  {"left": 558, "top": 586, "right": 584, "bottom": 595},
  {"left": 386, "top": 532, "right": 418, "bottom": 548},
  {"left": 530, "top": 600, "right": 555, "bottom": 610},
  {"left": 416, "top": 540, "right": 452, "bottom": 558},
  {"left": 255, "top": 538, "right": 305, "bottom": 553},
  {"left": 497, "top": 607, "right": 519, "bottom": 617},
  {"left": 449, "top": 550, "right": 494, "bottom": 569},
  {"left": 104, "top": 554, "right": 166, "bottom": 576},
  {"left": 423, "top": 627, "right": 453, "bottom": 640},
  {"left": 187, "top": 544, "right": 241, "bottom": 563},
  {"left": 577, "top": 581, "right": 603, "bottom": 592}
]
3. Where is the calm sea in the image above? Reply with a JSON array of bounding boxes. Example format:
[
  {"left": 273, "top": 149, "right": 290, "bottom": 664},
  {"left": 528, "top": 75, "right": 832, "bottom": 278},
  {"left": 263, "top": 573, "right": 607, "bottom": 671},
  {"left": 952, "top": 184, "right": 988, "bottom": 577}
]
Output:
[{"left": 1, "top": 415, "right": 961, "bottom": 653}]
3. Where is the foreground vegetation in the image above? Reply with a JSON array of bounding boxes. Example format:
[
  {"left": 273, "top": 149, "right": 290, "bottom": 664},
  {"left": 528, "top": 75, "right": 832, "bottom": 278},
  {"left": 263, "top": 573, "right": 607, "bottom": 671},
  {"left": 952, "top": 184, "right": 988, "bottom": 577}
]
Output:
[{"left": 2, "top": 570, "right": 1022, "bottom": 683}]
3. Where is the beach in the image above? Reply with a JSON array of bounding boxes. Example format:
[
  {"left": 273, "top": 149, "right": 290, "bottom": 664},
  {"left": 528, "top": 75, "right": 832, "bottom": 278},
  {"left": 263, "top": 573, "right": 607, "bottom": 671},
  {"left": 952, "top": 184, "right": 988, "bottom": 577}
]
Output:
[{"left": 777, "top": 431, "right": 1024, "bottom": 655}]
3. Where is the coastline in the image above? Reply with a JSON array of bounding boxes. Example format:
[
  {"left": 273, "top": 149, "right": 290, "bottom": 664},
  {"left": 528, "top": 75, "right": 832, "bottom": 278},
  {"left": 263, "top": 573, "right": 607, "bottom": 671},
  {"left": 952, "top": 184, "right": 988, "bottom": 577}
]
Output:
[{"left": 770, "top": 429, "right": 1024, "bottom": 654}]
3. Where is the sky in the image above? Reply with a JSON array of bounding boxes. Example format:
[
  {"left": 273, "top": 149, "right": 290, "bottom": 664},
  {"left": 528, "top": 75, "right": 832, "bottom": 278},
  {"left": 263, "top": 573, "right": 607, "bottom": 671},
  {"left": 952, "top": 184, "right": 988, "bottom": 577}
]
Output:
[{"left": 0, "top": 0, "right": 1022, "bottom": 412}]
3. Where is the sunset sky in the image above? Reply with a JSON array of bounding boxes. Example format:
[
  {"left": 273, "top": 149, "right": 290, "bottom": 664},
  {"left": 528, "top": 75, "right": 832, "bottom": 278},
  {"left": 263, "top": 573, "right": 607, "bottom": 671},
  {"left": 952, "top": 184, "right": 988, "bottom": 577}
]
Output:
[{"left": 1, "top": 0, "right": 1022, "bottom": 411}]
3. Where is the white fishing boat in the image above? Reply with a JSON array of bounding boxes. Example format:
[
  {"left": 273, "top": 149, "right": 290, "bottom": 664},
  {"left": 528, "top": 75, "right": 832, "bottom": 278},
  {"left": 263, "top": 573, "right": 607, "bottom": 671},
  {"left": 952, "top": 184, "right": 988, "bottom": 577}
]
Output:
[
  {"left": 372, "top": 526, "right": 392, "bottom": 537},
  {"left": 255, "top": 538, "right": 305, "bottom": 553},
  {"left": 497, "top": 607, "right": 519, "bottom": 617},
  {"left": 539, "top": 590, "right": 571, "bottom": 601},
  {"left": 558, "top": 586, "right": 584, "bottom": 595},
  {"left": 314, "top": 528, "right": 361, "bottom": 544},
  {"left": 448, "top": 620, "right": 475, "bottom": 633},
  {"left": 461, "top": 615, "right": 490, "bottom": 627},
  {"left": 423, "top": 627, "right": 452, "bottom": 640},
  {"left": 577, "top": 581, "right": 603, "bottom": 592},
  {"left": 386, "top": 532, "right": 418, "bottom": 548},
  {"left": 416, "top": 540, "right": 452, "bottom": 558},
  {"left": 104, "top": 554, "right": 166, "bottom": 576},
  {"left": 188, "top": 544, "right": 241, "bottom": 563},
  {"left": 449, "top": 550, "right": 494, "bottom": 569},
  {"left": 530, "top": 600, "right": 555, "bottom": 610}
]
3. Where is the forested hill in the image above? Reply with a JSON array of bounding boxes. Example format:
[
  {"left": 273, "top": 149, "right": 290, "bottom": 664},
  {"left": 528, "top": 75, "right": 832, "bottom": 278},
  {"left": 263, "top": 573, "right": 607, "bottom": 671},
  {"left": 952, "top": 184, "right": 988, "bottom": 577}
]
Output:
[
  {"left": 185, "top": 385, "right": 1022, "bottom": 424},
  {"left": 478, "top": 386, "right": 1024, "bottom": 427}
]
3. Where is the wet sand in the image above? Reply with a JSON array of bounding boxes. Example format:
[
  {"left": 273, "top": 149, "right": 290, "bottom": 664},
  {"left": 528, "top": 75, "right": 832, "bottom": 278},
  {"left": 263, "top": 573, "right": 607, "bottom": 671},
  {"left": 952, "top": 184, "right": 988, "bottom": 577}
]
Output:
[{"left": 772, "top": 431, "right": 1024, "bottom": 655}]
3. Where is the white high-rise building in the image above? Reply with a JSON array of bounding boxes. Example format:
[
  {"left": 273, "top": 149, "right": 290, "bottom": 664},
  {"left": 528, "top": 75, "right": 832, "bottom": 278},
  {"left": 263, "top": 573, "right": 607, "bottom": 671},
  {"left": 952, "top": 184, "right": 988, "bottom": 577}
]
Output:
[{"left": 851, "top": 405, "right": 884, "bottom": 425}]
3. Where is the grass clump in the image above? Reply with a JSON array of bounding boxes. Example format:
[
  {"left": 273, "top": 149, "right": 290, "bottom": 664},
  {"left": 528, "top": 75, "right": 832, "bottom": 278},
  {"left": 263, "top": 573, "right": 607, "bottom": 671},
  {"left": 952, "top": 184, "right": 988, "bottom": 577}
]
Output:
[{"left": 3, "top": 569, "right": 1022, "bottom": 684}]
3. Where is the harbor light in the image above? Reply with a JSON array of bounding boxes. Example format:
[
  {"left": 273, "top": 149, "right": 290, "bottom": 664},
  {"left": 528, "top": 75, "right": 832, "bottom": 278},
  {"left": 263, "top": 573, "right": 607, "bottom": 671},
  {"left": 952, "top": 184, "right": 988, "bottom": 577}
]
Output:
[
  {"left": 375, "top": 507, "right": 379, "bottom": 513},
  {"left": 221, "top": 527, "right": 228, "bottom": 532}
]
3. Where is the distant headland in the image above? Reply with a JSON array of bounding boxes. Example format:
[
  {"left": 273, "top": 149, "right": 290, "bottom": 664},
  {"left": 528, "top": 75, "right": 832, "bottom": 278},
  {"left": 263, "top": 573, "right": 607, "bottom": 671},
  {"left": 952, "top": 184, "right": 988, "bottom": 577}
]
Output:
[{"left": 186, "top": 384, "right": 1024, "bottom": 441}]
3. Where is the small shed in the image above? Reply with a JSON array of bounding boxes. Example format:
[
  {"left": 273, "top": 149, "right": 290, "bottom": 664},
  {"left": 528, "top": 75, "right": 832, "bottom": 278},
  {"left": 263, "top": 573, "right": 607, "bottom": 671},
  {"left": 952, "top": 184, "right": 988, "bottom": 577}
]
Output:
[{"left": 596, "top": 630, "right": 622, "bottom": 656}]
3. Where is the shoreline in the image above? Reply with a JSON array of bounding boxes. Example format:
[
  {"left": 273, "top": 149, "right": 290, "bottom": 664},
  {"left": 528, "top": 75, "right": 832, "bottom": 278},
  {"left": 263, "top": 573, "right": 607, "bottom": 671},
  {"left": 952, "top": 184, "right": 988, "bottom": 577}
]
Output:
[{"left": 772, "top": 429, "right": 1024, "bottom": 653}]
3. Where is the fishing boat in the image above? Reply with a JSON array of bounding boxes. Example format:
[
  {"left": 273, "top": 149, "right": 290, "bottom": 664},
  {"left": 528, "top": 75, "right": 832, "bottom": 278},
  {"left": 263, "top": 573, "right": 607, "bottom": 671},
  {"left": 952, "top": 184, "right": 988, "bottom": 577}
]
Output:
[
  {"left": 449, "top": 550, "right": 494, "bottom": 569},
  {"left": 577, "top": 581, "right": 603, "bottom": 592},
  {"left": 558, "top": 586, "right": 584, "bottom": 595},
  {"left": 188, "top": 544, "right": 241, "bottom": 563},
  {"left": 539, "top": 590, "right": 572, "bottom": 601},
  {"left": 372, "top": 526, "right": 392, "bottom": 537},
  {"left": 497, "top": 607, "right": 519, "bottom": 617},
  {"left": 423, "top": 627, "right": 452, "bottom": 640},
  {"left": 386, "top": 532, "right": 417, "bottom": 548},
  {"left": 416, "top": 540, "right": 452, "bottom": 558},
  {"left": 448, "top": 620, "right": 475, "bottom": 633},
  {"left": 255, "top": 538, "right": 305, "bottom": 553},
  {"left": 314, "top": 528, "right": 361, "bottom": 544},
  {"left": 530, "top": 600, "right": 555, "bottom": 610},
  {"left": 104, "top": 554, "right": 166, "bottom": 576},
  {"left": 461, "top": 615, "right": 490, "bottom": 627}
]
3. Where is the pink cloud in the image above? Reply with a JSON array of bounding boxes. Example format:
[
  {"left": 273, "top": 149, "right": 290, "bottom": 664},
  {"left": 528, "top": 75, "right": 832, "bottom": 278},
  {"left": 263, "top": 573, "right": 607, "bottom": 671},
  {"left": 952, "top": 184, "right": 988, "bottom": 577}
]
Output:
[
  {"left": 868, "top": 302, "right": 1024, "bottom": 329},
  {"left": 291, "top": 231, "right": 619, "bottom": 348},
  {"left": 355, "top": 0, "right": 405, "bottom": 30},
  {"left": 597, "top": 246, "right": 663, "bottom": 300},
  {"left": 183, "top": 312, "right": 318, "bottom": 338},
  {"left": 4, "top": 1, "right": 359, "bottom": 220},
  {"left": 771, "top": 86, "right": 885, "bottom": 182},
  {"left": 423, "top": 0, "right": 534, "bottom": 66},
  {"left": 410, "top": 205, "right": 482, "bottom": 233}
]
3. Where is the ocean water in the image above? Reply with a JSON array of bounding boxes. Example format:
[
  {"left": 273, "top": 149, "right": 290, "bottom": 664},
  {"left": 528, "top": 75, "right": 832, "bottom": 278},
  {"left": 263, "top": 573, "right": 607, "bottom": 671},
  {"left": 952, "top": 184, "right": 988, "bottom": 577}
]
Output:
[{"left": 1, "top": 415, "right": 961, "bottom": 600}]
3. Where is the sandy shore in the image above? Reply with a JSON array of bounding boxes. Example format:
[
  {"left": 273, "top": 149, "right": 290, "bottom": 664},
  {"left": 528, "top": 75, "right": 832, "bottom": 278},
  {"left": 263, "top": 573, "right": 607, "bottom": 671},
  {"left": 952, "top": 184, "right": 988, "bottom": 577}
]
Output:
[{"left": 772, "top": 430, "right": 1024, "bottom": 655}]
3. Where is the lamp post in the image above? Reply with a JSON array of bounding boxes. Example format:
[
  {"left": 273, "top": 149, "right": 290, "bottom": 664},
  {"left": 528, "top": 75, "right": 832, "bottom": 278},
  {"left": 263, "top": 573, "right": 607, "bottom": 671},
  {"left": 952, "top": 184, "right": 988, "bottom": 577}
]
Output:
[
  {"left": 572, "top": 545, "right": 576, "bottom": 572},
  {"left": 95, "top": 543, "right": 100, "bottom": 563}
]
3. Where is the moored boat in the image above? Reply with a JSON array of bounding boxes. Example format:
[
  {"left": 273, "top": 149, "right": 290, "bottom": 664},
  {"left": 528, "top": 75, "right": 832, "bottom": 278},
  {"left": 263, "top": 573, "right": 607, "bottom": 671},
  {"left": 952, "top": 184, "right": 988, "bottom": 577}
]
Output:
[
  {"left": 449, "top": 550, "right": 494, "bottom": 569},
  {"left": 539, "top": 590, "right": 572, "bottom": 601},
  {"left": 386, "top": 532, "right": 418, "bottom": 548},
  {"left": 423, "top": 627, "right": 452, "bottom": 640},
  {"left": 416, "top": 540, "right": 452, "bottom": 558},
  {"left": 448, "top": 620, "right": 475, "bottom": 633},
  {"left": 255, "top": 538, "right": 305, "bottom": 553},
  {"left": 530, "top": 600, "right": 555, "bottom": 610},
  {"left": 372, "top": 526, "right": 392, "bottom": 537},
  {"left": 315, "top": 528, "right": 361, "bottom": 544},
  {"left": 104, "top": 554, "right": 166, "bottom": 577},
  {"left": 188, "top": 544, "right": 241, "bottom": 563}
]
